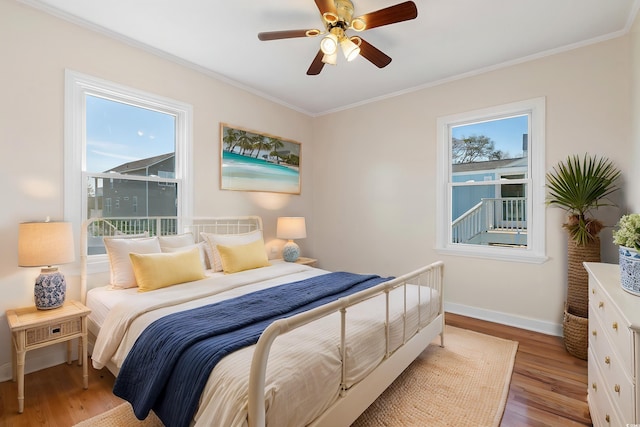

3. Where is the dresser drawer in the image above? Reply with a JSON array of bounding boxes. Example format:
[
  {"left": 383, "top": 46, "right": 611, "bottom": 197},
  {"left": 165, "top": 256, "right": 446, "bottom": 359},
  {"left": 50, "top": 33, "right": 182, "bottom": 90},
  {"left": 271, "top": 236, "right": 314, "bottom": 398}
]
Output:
[
  {"left": 588, "top": 349, "right": 624, "bottom": 427},
  {"left": 590, "top": 284, "right": 634, "bottom": 373},
  {"left": 589, "top": 306, "right": 636, "bottom": 420},
  {"left": 589, "top": 348, "right": 625, "bottom": 427},
  {"left": 585, "top": 263, "right": 640, "bottom": 426}
]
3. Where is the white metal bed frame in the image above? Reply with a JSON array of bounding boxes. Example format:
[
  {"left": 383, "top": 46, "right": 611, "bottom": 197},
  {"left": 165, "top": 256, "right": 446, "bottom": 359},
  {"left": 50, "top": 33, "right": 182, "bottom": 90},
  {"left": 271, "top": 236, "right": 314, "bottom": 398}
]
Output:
[{"left": 80, "top": 216, "right": 444, "bottom": 427}]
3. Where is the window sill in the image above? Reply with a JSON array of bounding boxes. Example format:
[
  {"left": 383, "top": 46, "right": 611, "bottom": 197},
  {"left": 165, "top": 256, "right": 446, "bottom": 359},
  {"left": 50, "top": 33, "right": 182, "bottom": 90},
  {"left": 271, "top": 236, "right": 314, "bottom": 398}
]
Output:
[{"left": 436, "top": 246, "right": 548, "bottom": 264}]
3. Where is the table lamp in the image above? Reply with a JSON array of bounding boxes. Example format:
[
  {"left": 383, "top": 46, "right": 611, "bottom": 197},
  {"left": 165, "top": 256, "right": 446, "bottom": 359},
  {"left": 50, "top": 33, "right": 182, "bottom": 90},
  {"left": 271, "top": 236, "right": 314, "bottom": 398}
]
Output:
[
  {"left": 277, "top": 217, "right": 306, "bottom": 262},
  {"left": 18, "top": 221, "right": 75, "bottom": 310}
]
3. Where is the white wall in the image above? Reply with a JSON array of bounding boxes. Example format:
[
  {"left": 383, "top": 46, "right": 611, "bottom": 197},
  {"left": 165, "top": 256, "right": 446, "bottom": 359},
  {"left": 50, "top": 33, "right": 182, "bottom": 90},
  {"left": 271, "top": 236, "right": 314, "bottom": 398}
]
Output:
[
  {"left": 311, "top": 36, "right": 633, "bottom": 335},
  {"left": 0, "top": 0, "right": 313, "bottom": 380}
]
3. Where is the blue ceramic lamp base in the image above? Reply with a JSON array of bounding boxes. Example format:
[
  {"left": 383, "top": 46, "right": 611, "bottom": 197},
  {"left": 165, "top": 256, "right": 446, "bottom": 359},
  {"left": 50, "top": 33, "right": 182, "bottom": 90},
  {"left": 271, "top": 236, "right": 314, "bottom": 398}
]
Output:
[
  {"left": 282, "top": 241, "right": 300, "bottom": 262},
  {"left": 34, "top": 268, "right": 66, "bottom": 310}
]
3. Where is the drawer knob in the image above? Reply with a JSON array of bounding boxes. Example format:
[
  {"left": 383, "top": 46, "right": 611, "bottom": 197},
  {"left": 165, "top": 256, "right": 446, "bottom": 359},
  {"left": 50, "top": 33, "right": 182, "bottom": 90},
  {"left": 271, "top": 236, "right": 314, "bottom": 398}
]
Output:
[
  {"left": 614, "top": 384, "right": 620, "bottom": 394},
  {"left": 592, "top": 330, "right": 597, "bottom": 336},
  {"left": 592, "top": 288, "right": 595, "bottom": 294},
  {"left": 599, "top": 301, "right": 604, "bottom": 308},
  {"left": 592, "top": 382, "right": 597, "bottom": 391},
  {"left": 604, "top": 356, "right": 610, "bottom": 365},
  {"left": 605, "top": 414, "right": 610, "bottom": 423},
  {"left": 612, "top": 322, "right": 618, "bottom": 331}
]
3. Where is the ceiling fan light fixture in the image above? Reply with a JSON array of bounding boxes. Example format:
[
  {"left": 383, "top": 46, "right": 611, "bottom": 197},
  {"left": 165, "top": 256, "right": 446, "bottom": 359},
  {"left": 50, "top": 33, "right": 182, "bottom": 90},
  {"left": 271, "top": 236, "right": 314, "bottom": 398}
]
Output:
[
  {"left": 350, "top": 18, "right": 366, "bottom": 32},
  {"left": 320, "top": 33, "right": 338, "bottom": 55},
  {"left": 340, "top": 36, "right": 360, "bottom": 61},
  {"left": 322, "top": 52, "right": 337, "bottom": 65},
  {"left": 257, "top": 0, "right": 418, "bottom": 75},
  {"left": 322, "top": 12, "right": 338, "bottom": 25}
]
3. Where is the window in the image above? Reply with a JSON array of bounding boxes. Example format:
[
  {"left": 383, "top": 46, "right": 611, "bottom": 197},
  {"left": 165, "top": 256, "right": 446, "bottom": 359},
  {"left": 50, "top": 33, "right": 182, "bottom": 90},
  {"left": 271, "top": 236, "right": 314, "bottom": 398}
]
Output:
[
  {"left": 64, "top": 70, "right": 193, "bottom": 263},
  {"left": 436, "top": 98, "right": 546, "bottom": 263}
]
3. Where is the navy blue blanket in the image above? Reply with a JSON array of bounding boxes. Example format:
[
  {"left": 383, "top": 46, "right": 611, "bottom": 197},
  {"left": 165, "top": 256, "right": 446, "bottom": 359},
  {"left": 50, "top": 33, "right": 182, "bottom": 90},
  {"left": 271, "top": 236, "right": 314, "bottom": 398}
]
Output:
[{"left": 113, "top": 271, "right": 391, "bottom": 427}]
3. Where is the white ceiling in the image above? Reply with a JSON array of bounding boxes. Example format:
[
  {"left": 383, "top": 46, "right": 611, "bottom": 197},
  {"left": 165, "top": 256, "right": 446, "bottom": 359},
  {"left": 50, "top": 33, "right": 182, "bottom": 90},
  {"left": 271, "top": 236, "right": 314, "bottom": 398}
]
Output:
[{"left": 22, "top": 0, "right": 640, "bottom": 116}]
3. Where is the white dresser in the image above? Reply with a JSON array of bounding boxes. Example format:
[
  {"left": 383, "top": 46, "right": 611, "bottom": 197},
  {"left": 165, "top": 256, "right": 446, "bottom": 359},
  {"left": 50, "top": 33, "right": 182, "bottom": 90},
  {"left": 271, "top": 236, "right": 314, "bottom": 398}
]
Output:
[{"left": 585, "top": 262, "right": 640, "bottom": 427}]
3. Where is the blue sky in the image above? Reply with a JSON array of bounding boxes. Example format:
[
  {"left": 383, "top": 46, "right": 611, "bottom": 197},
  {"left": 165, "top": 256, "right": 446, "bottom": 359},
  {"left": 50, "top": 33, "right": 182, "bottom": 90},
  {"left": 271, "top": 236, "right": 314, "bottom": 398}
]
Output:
[
  {"left": 86, "top": 95, "right": 175, "bottom": 173},
  {"left": 451, "top": 115, "right": 528, "bottom": 159}
]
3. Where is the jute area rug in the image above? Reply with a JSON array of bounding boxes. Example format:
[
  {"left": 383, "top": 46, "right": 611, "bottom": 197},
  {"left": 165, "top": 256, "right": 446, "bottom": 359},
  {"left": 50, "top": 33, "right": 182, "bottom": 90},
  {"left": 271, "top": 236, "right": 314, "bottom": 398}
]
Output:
[{"left": 74, "top": 325, "right": 517, "bottom": 427}]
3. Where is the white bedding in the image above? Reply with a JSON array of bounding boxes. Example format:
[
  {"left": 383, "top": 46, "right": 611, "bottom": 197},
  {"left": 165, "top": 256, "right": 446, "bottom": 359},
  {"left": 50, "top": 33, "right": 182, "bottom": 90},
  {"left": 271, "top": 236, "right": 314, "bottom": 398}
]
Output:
[
  {"left": 86, "top": 269, "right": 224, "bottom": 337},
  {"left": 88, "top": 261, "right": 438, "bottom": 427}
]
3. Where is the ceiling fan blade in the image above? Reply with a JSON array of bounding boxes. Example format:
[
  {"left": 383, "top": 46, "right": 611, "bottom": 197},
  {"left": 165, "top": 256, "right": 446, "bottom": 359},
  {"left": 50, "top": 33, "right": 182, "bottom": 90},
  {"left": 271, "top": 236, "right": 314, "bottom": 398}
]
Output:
[
  {"left": 307, "top": 50, "right": 326, "bottom": 75},
  {"left": 314, "top": 0, "right": 337, "bottom": 16},
  {"left": 358, "top": 38, "right": 392, "bottom": 68},
  {"left": 357, "top": 1, "right": 418, "bottom": 30},
  {"left": 258, "top": 29, "right": 313, "bottom": 41}
]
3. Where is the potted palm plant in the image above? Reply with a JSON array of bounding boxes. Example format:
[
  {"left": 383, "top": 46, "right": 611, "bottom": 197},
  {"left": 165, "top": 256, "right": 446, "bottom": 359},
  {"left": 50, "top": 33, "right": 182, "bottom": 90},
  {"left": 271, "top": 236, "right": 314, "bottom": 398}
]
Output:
[{"left": 546, "top": 154, "right": 621, "bottom": 359}]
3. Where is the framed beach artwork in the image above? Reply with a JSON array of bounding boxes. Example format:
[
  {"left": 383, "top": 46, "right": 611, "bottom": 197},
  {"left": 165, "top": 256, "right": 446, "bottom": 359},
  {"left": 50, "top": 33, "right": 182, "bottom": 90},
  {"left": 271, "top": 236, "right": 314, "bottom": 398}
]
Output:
[{"left": 220, "top": 123, "right": 301, "bottom": 194}]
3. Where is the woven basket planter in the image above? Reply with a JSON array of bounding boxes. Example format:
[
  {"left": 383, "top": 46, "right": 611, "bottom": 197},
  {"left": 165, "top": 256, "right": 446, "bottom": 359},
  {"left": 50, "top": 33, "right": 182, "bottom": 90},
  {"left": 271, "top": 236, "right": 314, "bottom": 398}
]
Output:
[
  {"left": 563, "top": 303, "right": 588, "bottom": 360},
  {"left": 566, "top": 236, "right": 600, "bottom": 318}
]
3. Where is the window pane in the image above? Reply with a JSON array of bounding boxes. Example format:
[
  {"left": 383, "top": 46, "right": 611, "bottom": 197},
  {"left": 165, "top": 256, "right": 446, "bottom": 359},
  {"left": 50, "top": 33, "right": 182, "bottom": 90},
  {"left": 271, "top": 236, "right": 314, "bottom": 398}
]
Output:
[
  {"left": 451, "top": 115, "right": 528, "bottom": 165},
  {"left": 87, "top": 176, "right": 178, "bottom": 220},
  {"left": 86, "top": 175, "right": 178, "bottom": 255},
  {"left": 86, "top": 95, "right": 176, "bottom": 174},
  {"left": 450, "top": 115, "right": 529, "bottom": 248},
  {"left": 451, "top": 184, "right": 528, "bottom": 247}
]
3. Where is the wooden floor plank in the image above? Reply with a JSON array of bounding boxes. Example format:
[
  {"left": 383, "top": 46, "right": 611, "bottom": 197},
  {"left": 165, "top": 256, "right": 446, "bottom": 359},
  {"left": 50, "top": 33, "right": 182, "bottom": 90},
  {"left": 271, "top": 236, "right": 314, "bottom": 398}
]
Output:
[{"left": 446, "top": 312, "right": 591, "bottom": 427}]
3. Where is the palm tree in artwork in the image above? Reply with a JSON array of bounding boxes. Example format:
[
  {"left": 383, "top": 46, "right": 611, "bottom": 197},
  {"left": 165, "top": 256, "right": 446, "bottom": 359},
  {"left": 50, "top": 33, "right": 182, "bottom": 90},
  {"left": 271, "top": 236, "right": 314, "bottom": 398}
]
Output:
[
  {"left": 223, "top": 128, "right": 240, "bottom": 153},
  {"left": 268, "top": 137, "right": 285, "bottom": 163},
  {"left": 237, "top": 131, "right": 253, "bottom": 156},
  {"left": 252, "top": 135, "right": 270, "bottom": 159}
]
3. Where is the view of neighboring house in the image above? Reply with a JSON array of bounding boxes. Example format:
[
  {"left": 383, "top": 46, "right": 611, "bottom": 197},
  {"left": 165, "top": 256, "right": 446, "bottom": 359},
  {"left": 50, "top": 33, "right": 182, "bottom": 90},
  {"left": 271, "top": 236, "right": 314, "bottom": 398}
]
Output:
[
  {"left": 88, "top": 153, "right": 177, "bottom": 218},
  {"left": 450, "top": 133, "right": 529, "bottom": 246}
]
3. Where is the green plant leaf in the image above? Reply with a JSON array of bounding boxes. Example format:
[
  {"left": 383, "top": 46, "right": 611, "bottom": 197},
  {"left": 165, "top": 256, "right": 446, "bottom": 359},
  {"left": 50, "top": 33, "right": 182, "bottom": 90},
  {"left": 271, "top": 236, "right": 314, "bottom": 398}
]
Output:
[{"left": 546, "top": 154, "right": 620, "bottom": 244}]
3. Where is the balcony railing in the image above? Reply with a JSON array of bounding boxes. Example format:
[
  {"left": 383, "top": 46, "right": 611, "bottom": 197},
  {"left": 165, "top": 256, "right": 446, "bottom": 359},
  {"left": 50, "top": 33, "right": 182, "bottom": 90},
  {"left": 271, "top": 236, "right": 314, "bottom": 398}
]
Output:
[
  {"left": 451, "top": 198, "right": 527, "bottom": 245},
  {"left": 86, "top": 216, "right": 178, "bottom": 255}
]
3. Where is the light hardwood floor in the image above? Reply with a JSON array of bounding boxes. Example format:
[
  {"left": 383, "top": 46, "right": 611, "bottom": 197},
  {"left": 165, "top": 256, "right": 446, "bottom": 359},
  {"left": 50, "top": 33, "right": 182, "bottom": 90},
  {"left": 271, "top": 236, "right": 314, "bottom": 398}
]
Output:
[{"left": 0, "top": 312, "right": 591, "bottom": 427}]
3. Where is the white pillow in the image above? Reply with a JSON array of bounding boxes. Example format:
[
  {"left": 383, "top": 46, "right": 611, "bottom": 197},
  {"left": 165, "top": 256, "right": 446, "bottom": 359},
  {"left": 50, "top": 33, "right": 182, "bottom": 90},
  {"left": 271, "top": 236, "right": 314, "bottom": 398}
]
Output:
[
  {"left": 200, "top": 230, "right": 264, "bottom": 272},
  {"left": 162, "top": 242, "right": 209, "bottom": 271},
  {"left": 104, "top": 236, "right": 161, "bottom": 288},
  {"left": 158, "top": 233, "right": 195, "bottom": 249}
]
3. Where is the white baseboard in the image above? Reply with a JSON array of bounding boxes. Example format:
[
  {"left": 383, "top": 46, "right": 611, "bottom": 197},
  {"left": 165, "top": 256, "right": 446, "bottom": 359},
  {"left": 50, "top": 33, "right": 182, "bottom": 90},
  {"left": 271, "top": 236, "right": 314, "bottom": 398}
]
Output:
[
  {"left": 444, "top": 302, "right": 563, "bottom": 337},
  {"left": 0, "top": 362, "right": 12, "bottom": 382},
  {"left": 0, "top": 344, "right": 79, "bottom": 383}
]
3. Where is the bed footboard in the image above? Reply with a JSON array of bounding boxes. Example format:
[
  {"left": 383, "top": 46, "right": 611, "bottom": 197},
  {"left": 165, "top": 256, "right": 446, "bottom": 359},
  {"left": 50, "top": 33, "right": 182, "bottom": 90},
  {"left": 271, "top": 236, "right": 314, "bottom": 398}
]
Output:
[{"left": 247, "top": 261, "right": 445, "bottom": 427}]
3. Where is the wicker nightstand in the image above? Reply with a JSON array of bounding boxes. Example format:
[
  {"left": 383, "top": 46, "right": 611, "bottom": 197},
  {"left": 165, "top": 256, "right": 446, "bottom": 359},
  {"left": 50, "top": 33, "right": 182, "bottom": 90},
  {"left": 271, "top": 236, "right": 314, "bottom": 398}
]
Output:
[{"left": 6, "top": 300, "right": 91, "bottom": 413}]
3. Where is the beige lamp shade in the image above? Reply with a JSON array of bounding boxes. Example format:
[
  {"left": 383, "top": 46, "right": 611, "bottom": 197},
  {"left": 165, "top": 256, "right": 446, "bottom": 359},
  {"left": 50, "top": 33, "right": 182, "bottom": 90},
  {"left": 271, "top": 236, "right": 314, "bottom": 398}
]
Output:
[
  {"left": 18, "top": 222, "right": 75, "bottom": 267},
  {"left": 277, "top": 217, "right": 307, "bottom": 240}
]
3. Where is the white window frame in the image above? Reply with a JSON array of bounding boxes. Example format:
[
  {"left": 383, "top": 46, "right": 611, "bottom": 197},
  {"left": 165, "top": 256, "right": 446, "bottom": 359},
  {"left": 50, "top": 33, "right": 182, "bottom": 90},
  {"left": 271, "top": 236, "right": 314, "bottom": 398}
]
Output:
[
  {"left": 64, "top": 70, "right": 193, "bottom": 270},
  {"left": 435, "top": 97, "right": 547, "bottom": 263}
]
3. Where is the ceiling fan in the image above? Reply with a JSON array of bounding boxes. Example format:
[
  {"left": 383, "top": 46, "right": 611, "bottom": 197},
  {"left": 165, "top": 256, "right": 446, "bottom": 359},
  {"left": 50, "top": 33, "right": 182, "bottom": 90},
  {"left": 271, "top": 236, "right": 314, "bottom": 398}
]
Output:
[{"left": 258, "top": 0, "right": 418, "bottom": 75}]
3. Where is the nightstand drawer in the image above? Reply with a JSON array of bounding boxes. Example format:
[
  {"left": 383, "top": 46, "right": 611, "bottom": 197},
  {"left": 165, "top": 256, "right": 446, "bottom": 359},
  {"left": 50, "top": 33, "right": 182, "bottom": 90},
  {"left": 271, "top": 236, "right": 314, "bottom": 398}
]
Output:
[{"left": 25, "top": 317, "right": 82, "bottom": 346}]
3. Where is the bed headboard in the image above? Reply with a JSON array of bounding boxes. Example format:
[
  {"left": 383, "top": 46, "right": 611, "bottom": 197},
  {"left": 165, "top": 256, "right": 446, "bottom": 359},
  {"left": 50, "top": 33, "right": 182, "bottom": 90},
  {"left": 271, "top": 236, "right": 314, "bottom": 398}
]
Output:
[{"left": 80, "top": 216, "right": 263, "bottom": 302}]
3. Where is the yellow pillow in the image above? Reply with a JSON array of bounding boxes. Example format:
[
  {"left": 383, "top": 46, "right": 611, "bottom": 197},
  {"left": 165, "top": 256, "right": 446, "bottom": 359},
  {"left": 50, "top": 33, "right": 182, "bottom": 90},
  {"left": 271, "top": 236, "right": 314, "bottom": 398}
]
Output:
[
  {"left": 217, "top": 239, "right": 271, "bottom": 274},
  {"left": 130, "top": 247, "right": 206, "bottom": 292}
]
